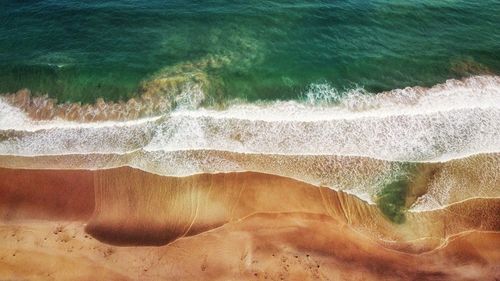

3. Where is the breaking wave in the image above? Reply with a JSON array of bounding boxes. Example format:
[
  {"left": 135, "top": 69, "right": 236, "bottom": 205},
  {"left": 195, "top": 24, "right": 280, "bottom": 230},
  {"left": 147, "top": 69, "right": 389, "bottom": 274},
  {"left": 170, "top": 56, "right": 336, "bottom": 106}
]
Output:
[{"left": 0, "top": 75, "right": 499, "bottom": 210}]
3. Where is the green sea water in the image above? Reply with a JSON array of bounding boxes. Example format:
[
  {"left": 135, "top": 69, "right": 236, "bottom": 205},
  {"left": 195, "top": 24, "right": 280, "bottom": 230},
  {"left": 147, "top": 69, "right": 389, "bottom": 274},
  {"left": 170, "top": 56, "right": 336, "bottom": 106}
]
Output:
[{"left": 0, "top": 0, "right": 499, "bottom": 104}]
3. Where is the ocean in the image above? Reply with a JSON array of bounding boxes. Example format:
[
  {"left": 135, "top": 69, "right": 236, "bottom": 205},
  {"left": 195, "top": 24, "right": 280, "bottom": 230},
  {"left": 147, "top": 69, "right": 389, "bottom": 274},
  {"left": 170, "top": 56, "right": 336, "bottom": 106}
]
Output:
[{"left": 1, "top": 0, "right": 499, "bottom": 104}]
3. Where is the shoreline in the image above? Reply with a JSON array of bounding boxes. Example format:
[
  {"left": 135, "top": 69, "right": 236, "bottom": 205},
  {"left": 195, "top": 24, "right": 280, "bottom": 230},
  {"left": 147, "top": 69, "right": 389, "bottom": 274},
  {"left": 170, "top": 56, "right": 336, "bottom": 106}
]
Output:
[{"left": 0, "top": 166, "right": 498, "bottom": 247}]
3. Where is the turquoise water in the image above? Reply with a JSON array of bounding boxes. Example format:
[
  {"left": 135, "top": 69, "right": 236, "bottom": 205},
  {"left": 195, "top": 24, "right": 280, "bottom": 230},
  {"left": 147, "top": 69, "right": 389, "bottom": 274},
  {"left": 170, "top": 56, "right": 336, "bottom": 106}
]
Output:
[{"left": 0, "top": 0, "right": 499, "bottom": 104}]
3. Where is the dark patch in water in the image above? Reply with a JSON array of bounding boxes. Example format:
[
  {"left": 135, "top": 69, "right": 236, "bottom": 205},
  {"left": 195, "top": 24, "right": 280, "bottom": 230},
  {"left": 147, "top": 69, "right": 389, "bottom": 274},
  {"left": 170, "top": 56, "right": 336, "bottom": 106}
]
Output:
[
  {"left": 376, "top": 163, "right": 418, "bottom": 224},
  {"left": 376, "top": 177, "right": 409, "bottom": 224}
]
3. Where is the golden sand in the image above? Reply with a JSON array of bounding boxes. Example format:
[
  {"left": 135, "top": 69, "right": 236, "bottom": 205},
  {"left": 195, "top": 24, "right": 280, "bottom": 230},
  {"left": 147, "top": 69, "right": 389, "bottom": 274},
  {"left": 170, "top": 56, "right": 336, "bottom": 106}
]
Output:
[{"left": 0, "top": 166, "right": 498, "bottom": 280}]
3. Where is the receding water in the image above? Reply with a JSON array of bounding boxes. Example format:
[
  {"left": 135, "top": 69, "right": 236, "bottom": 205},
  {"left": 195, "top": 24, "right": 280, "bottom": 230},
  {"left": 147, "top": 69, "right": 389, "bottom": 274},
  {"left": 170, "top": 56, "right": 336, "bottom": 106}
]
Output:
[{"left": 0, "top": 0, "right": 499, "bottom": 103}]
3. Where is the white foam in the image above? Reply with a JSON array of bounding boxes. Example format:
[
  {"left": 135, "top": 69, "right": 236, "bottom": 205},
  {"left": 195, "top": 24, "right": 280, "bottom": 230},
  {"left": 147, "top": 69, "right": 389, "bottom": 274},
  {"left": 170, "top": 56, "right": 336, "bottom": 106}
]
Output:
[
  {"left": 0, "top": 99, "right": 30, "bottom": 127},
  {"left": 0, "top": 76, "right": 499, "bottom": 162}
]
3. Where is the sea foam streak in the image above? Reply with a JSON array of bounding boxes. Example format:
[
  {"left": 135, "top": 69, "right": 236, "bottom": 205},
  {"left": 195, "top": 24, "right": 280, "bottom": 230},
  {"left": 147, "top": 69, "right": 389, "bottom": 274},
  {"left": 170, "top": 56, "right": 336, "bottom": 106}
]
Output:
[{"left": 1, "top": 75, "right": 499, "bottom": 159}]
